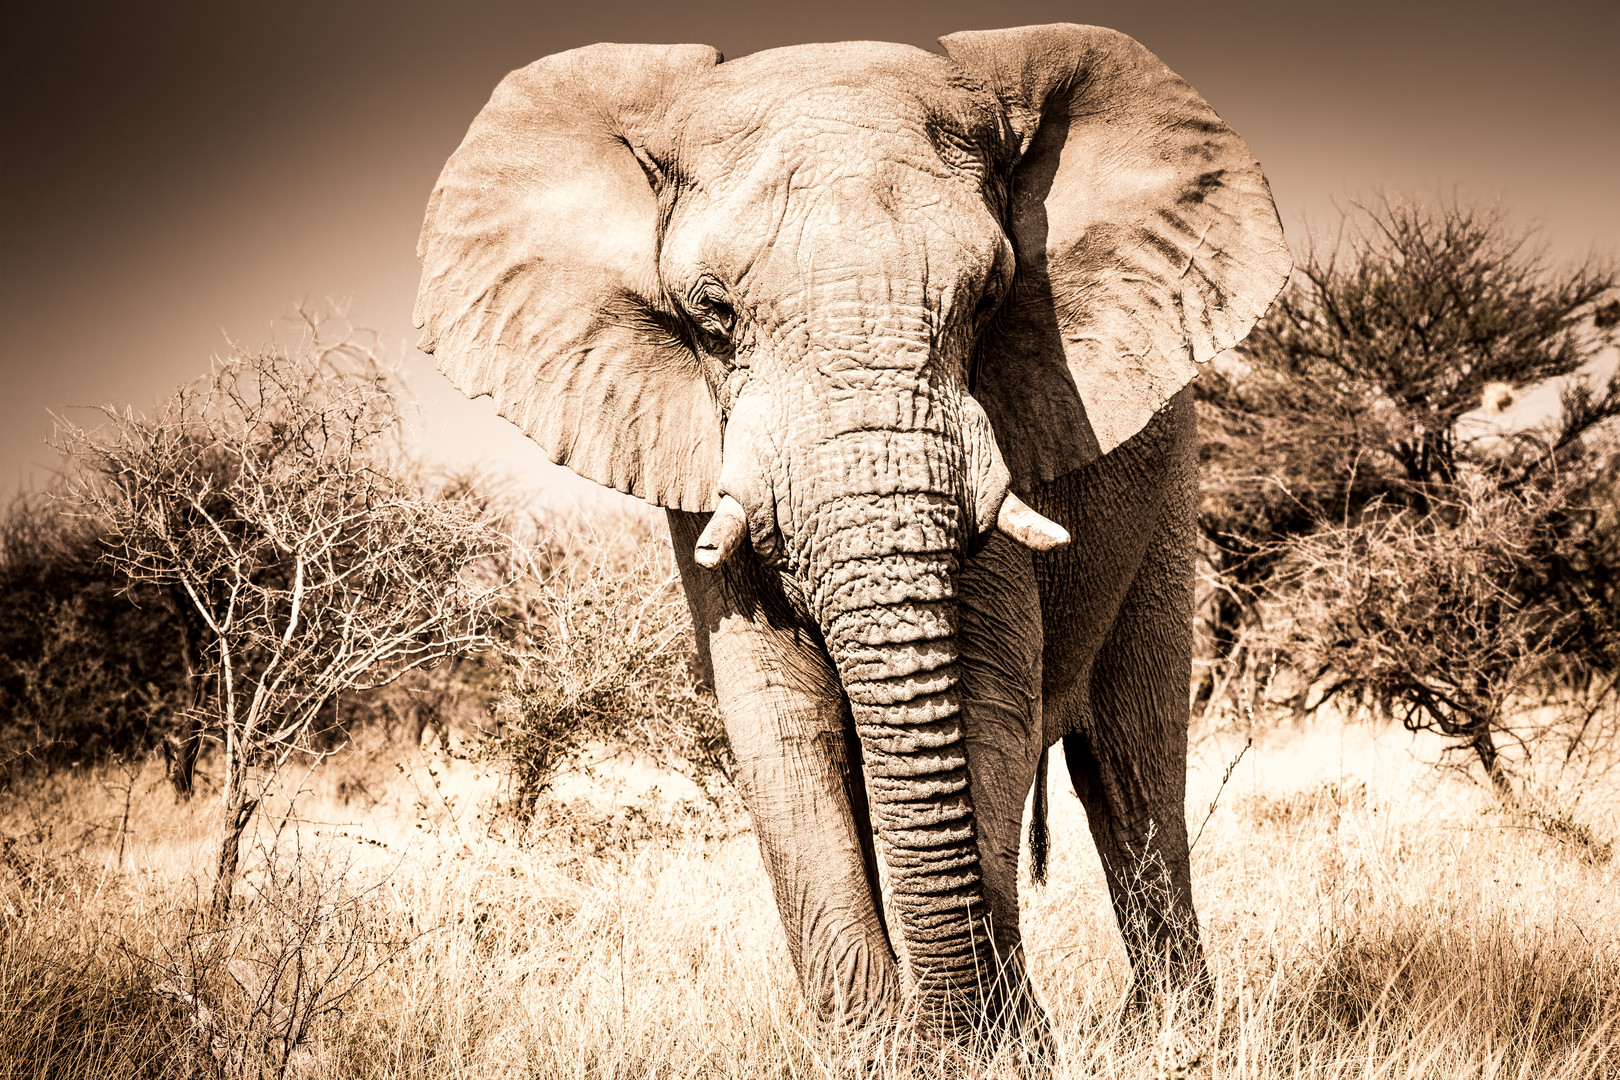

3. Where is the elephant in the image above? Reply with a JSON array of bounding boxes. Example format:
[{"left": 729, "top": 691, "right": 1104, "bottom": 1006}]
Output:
[{"left": 412, "top": 22, "right": 1289, "bottom": 1044}]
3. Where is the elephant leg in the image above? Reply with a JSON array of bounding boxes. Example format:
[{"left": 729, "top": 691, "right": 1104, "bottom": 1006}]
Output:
[
  {"left": 668, "top": 511, "right": 898, "bottom": 1028},
  {"left": 1062, "top": 493, "right": 1207, "bottom": 1012},
  {"left": 954, "top": 533, "right": 1049, "bottom": 1039}
]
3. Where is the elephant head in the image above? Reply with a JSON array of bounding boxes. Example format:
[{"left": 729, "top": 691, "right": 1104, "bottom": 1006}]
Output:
[{"left": 415, "top": 23, "right": 1288, "bottom": 1030}]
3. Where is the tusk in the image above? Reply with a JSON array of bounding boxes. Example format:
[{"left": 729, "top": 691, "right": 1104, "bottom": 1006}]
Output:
[
  {"left": 694, "top": 495, "right": 748, "bottom": 569},
  {"left": 997, "top": 492, "right": 1070, "bottom": 552}
]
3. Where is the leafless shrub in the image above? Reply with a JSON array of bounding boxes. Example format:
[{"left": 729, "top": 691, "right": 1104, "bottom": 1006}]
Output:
[
  {"left": 478, "top": 513, "right": 733, "bottom": 824},
  {"left": 1196, "top": 196, "right": 1619, "bottom": 731},
  {"left": 145, "top": 840, "right": 417, "bottom": 1079},
  {"left": 340, "top": 469, "right": 542, "bottom": 752},
  {"left": 1250, "top": 458, "right": 1619, "bottom": 795},
  {"left": 53, "top": 308, "right": 512, "bottom": 923}
]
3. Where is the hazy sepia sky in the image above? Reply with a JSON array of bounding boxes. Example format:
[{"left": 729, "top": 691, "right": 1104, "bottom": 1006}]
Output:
[{"left": 3, "top": 0, "right": 1616, "bottom": 502}]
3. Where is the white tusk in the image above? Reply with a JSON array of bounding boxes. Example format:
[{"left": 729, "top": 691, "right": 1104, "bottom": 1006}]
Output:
[
  {"left": 997, "top": 492, "right": 1070, "bottom": 552},
  {"left": 694, "top": 495, "right": 749, "bottom": 569}
]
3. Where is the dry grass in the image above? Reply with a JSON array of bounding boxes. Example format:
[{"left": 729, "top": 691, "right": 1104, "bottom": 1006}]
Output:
[{"left": 3, "top": 716, "right": 1617, "bottom": 1078}]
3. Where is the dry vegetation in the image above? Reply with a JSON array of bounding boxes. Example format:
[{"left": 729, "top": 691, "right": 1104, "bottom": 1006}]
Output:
[
  {"left": 1196, "top": 198, "right": 1620, "bottom": 792},
  {"left": 3, "top": 516, "right": 1617, "bottom": 1079},
  {"left": 4, "top": 204, "right": 1617, "bottom": 1077}
]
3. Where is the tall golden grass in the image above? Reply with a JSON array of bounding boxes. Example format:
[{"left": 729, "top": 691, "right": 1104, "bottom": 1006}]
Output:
[{"left": 3, "top": 709, "right": 1615, "bottom": 1078}]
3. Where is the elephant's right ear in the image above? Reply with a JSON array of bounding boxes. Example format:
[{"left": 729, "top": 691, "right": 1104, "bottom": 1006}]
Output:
[
  {"left": 942, "top": 24, "right": 1290, "bottom": 488},
  {"left": 414, "top": 43, "right": 723, "bottom": 512}
]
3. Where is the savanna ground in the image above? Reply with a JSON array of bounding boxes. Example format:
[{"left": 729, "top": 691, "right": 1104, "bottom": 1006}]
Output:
[{"left": 4, "top": 695, "right": 1616, "bottom": 1078}]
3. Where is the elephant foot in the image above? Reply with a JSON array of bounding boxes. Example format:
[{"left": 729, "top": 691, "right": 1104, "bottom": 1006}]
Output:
[
  {"left": 890, "top": 967, "right": 1054, "bottom": 1076},
  {"left": 1119, "top": 943, "right": 1213, "bottom": 1026}
]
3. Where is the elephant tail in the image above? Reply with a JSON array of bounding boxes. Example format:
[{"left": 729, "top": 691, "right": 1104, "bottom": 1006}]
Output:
[{"left": 1030, "top": 745, "right": 1050, "bottom": 885}]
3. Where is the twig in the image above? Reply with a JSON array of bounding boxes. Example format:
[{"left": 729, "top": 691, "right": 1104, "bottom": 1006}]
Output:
[
  {"left": 1190, "top": 737, "right": 1251, "bottom": 852},
  {"left": 1565, "top": 670, "right": 1620, "bottom": 764},
  {"left": 1198, "top": 625, "right": 1250, "bottom": 724}
]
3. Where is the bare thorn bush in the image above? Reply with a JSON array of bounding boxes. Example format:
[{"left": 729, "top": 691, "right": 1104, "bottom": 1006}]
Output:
[
  {"left": 478, "top": 512, "right": 734, "bottom": 825},
  {"left": 1255, "top": 464, "right": 1620, "bottom": 795},
  {"left": 143, "top": 839, "right": 419, "bottom": 1079},
  {"left": 53, "top": 308, "right": 512, "bottom": 923},
  {"left": 1195, "top": 196, "right": 1620, "bottom": 795}
]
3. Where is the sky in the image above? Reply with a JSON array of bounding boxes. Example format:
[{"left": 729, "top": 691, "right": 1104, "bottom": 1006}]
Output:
[{"left": 3, "top": 0, "right": 1616, "bottom": 506}]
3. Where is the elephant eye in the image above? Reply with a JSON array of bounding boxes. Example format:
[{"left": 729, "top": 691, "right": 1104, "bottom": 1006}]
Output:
[
  {"left": 973, "top": 242, "right": 1016, "bottom": 327},
  {"left": 706, "top": 299, "right": 736, "bottom": 334},
  {"left": 689, "top": 278, "right": 736, "bottom": 339}
]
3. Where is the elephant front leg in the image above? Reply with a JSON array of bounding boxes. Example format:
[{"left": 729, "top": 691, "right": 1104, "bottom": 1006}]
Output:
[
  {"left": 718, "top": 642, "right": 901, "bottom": 1027},
  {"left": 1064, "top": 499, "right": 1210, "bottom": 1014},
  {"left": 956, "top": 534, "right": 1050, "bottom": 1040},
  {"left": 669, "top": 511, "right": 898, "bottom": 1029}
]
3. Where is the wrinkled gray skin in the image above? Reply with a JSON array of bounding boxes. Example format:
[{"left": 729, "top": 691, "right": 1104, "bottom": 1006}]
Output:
[{"left": 414, "top": 23, "right": 1290, "bottom": 1043}]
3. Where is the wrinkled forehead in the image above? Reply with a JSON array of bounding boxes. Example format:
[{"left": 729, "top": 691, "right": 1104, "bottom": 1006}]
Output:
[{"left": 670, "top": 41, "right": 1011, "bottom": 181}]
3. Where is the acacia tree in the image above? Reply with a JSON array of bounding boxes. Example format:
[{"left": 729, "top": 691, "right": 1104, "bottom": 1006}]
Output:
[
  {"left": 59, "top": 312, "right": 510, "bottom": 922},
  {"left": 1196, "top": 197, "right": 1619, "bottom": 789}
]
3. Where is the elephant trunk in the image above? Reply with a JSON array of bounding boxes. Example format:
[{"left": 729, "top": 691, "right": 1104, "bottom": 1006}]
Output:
[
  {"left": 699, "top": 282, "right": 1063, "bottom": 1028},
  {"left": 806, "top": 487, "right": 998, "bottom": 1029}
]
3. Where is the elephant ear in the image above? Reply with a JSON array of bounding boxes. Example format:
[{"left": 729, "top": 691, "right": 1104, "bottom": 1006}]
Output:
[
  {"left": 414, "top": 43, "right": 722, "bottom": 511},
  {"left": 941, "top": 24, "right": 1290, "bottom": 486}
]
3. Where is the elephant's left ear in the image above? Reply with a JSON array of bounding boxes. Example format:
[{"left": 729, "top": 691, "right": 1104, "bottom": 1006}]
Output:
[{"left": 942, "top": 24, "right": 1291, "bottom": 486}]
